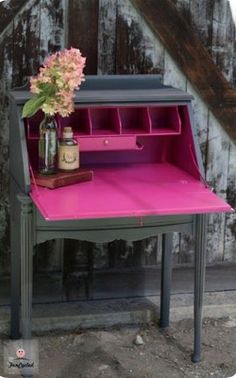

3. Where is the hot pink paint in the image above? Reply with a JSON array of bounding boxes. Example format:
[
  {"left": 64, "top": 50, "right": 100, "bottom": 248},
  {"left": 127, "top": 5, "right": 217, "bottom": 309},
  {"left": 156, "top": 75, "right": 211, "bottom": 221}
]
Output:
[{"left": 30, "top": 163, "right": 232, "bottom": 221}]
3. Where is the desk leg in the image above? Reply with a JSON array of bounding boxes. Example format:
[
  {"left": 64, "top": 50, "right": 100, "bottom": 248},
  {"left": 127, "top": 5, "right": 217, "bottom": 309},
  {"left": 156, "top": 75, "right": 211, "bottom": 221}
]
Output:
[
  {"left": 19, "top": 195, "right": 33, "bottom": 339},
  {"left": 192, "top": 214, "right": 207, "bottom": 363},
  {"left": 160, "top": 233, "right": 173, "bottom": 328}
]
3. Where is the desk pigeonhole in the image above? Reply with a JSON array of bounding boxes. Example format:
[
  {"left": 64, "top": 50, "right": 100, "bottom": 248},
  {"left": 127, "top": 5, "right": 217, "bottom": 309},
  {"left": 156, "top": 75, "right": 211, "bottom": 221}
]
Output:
[{"left": 10, "top": 75, "right": 232, "bottom": 362}]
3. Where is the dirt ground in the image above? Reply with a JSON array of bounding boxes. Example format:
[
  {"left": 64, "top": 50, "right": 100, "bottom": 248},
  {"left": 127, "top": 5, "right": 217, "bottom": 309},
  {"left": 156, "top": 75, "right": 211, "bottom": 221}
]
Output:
[{"left": 1, "top": 317, "right": 236, "bottom": 378}]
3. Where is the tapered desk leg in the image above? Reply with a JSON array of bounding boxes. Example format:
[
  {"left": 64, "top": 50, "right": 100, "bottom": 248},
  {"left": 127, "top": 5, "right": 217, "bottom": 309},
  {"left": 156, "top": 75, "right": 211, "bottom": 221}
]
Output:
[
  {"left": 19, "top": 195, "right": 33, "bottom": 339},
  {"left": 160, "top": 233, "right": 173, "bottom": 328},
  {"left": 192, "top": 214, "right": 207, "bottom": 363}
]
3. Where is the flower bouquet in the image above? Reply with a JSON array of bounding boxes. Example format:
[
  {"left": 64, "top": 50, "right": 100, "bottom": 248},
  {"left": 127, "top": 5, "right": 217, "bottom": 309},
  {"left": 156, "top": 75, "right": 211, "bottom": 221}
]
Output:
[
  {"left": 22, "top": 47, "right": 86, "bottom": 118},
  {"left": 22, "top": 48, "right": 86, "bottom": 174}
]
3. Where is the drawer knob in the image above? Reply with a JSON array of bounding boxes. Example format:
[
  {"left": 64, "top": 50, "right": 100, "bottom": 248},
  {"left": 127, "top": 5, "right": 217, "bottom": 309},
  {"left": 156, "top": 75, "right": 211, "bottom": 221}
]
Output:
[{"left": 104, "top": 139, "right": 109, "bottom": 146}]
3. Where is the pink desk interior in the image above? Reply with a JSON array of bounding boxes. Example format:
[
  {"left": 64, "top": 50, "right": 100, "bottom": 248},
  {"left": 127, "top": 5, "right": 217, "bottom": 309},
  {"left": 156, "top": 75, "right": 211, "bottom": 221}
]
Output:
[{"left": 30, "top": 163, "right": 232, "bottom": 221}]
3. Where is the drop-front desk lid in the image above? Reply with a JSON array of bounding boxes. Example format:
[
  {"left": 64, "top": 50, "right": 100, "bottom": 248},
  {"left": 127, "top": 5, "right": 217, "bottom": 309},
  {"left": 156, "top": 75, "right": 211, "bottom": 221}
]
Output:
[
  {"left": 30, "top": 163, "right": 232, "bottom": 221},
  {"left": 16, "top": 75, "right": 231, "bottom": 221}
]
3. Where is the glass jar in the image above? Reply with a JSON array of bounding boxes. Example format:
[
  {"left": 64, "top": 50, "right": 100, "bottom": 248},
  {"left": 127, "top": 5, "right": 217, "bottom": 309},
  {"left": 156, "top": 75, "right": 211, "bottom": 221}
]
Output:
[
  {"left": 38, "top": 114, "right": 58, "bottom": 175},
  {"left": 58, "top": 127, "right": 79, "bottom": 171}
]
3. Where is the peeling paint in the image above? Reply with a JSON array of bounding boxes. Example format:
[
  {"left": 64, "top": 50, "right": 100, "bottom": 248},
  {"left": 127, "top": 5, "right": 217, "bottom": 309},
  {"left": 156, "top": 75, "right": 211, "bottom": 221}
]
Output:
[{"left": 116, "top": 0, "right": 164, "bottom": 74}]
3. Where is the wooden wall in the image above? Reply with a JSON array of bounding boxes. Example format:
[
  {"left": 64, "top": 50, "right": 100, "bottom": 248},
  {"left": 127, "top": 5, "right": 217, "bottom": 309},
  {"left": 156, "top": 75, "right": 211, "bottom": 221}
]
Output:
[
  {"left": 0, "top": 0, "right": 236, "bottom": 282},
  {"left": 0, "top": 0, "right": 66, "bottom": 274}
]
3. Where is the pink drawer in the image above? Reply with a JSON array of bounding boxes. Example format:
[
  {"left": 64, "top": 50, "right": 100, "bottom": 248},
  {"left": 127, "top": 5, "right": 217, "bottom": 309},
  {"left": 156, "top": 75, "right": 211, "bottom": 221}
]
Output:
[{"left": 77, "top": 136, "right": 142, "bottom": 151}]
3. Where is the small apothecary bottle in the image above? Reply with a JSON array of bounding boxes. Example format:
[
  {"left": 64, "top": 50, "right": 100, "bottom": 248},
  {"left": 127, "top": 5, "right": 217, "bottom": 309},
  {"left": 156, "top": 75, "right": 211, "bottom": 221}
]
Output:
[{"left": 58, "top": 127, "right": 79, "bottom": 171}]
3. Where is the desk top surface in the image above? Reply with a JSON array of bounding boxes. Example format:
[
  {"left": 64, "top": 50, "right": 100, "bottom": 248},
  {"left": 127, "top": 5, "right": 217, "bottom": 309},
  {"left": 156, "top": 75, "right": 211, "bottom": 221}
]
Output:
[{"left": 30, "top": 163, "right": 231, "bottom": 221}]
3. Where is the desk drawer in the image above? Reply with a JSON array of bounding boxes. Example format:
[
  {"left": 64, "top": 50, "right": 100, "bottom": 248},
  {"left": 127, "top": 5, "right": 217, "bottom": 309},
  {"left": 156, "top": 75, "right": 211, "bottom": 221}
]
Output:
[{"left": 77, "top": 136, "right": 141, "bottom": 151}]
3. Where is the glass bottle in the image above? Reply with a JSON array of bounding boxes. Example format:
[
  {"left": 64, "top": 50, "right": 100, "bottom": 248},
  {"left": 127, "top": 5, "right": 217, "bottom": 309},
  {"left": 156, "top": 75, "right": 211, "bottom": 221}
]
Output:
[
  {"left": 58, "top": 127, "right": 79, "bottom": 171},
  {"left": 38, "top": 114, "right": 58, "bottom": 175}
]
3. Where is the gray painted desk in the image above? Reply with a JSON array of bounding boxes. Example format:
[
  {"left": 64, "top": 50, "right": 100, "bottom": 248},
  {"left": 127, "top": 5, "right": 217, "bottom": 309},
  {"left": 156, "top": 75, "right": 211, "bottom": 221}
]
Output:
[{"left": 9, "top": 75, "right": 230, "bottom": 363}]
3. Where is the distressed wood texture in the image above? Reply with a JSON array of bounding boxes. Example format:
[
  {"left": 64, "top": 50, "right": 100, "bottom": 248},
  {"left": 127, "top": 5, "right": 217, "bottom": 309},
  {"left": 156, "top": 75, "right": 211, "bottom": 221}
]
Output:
[
  {"left": 1, "top": 0, "right": 236, "bottom": 280},
  {"left": 194, "top": 1, "right": 235, "bottom": 84},
  {"left": 116, "top": 0, "right": 164, "bottom": 74},
  {"left": 67, "top": 0, "right": 99, "bottom": 74},
  {"left": 0, "top": 0, "right": 29, "bottom": 35},
  {"left": 132, "top": 0, "right": 236, "bottom": 142},
  {"left": 97, "top": 0, "right": 117, "bottom": 74},
  {"left": 0, "top": 0, "right": 66, "bottom": 274}
]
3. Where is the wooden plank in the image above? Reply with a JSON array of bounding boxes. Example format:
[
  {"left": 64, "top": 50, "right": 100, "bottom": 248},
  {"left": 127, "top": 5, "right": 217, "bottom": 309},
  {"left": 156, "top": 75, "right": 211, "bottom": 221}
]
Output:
[
  {"left": 12, "top": 3, "right": 41, "bottom": 87},
  {"left": 163, "top": 50, "right": 187, "bottom": 90},
  {"left": 40, "top": 0, "right": 65, "bottom": 60},
  {"left": 116, "top": 0, "right": 164, "bottom": 74},
  {"left": 131, "top": 0, "right": 236, "bottom": 142},
  {"left": 224, "top": 144, "right": 236, "bottom": 260},
  {"left": 180, "top": 0, "right": 235, "bottom": 85},
  {"left": 189, "top": 0, "right": 214, "bottom": 49},
  {"left": 0, "top": 25, "right": 14, "bottom": 275},
  {"left": 211, "top": 1, "right": 235, "bottom": 84},
  {"left": 205, "top": 114, "right": 230, "bottom": 262},
  {"left": 0, "top": 0, "right": 29, "bottom": 34},
  {"left": 187, "top": 82, "right": 209, "bottom": 170},
  {"left": 97, "top": 0, "right": 117, "bottom": 74},
  {"left": 67, "top": 0, "right": 99, "bottom": 74},
  {"left": 175, "top": 0, "right": 191, "bottom": 25},
  {"left": 189, "top": 1, "right": 235, "bottom": 85}
]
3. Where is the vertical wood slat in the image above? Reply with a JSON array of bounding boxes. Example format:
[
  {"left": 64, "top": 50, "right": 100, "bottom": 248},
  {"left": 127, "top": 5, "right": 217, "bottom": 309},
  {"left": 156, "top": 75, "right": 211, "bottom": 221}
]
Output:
[
  {"left": 206, "top": 115, "right": 230, "bottom": 262},
  {"left": 12, "top": 2, "right": 41, "bottom": 87},
  {"left": 189, "top": 0, "right": 214, "bottom": 51},
  {"left": 116, "top": 0, "right": 165, "bottom": 74},
  {"left": 40, "top": 0, "right": 66, "bottom": 59},
  {"left": 0, "top": 17, "right": 18, "bottom": 274},
  {"left": 211, "top": 0, "right": 235, "bottom": 84},
  {"left": 67, "top": 0, "right": 99, "bottom": 74},
  {"left": 97, "top": 0, "right": 117, "bottom": 74},
  {"left": 186, "top": 83, "right": 209, "bottom": 170},
  {"left": 189, "top": 0, "right": 235, "bottom": 85},
  {"left": 163, "top": 50, "right": 187, "bottom": 90},
  {"left": 224, "top": 143, "right": 236, "bottom": 260},
  {"left": 175, "top": 0, "right": 191, "bottom": 25}
]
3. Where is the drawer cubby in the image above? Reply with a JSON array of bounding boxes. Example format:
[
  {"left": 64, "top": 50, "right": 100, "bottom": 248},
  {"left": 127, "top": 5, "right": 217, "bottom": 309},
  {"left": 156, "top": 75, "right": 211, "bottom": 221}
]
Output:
[
  {"left": 119, "top": 107, "right": 151, "bottom": 135},
  {"left": 148, "top": 106, "right": 181, "bottom": 134},
  {"left": 64, "top": 108, "right": 92, "bottom": 136},
  {"left": 25, "top": 105, "right": 182, "bottom": 143},
  {"left": 89, "top": 108, "right": 121, "bottom": 135}
]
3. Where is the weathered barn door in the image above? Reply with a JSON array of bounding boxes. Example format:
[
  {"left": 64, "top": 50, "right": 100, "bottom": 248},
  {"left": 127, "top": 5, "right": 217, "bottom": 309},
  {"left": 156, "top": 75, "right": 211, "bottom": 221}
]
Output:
[{"left": 0, "top": 0, "right": 236, "bottom": 303}]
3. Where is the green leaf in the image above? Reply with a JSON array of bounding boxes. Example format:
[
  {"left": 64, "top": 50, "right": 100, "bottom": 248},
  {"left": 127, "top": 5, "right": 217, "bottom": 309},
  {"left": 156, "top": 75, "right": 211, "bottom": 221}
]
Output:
[
  {"left": 38, "top": 82, "right": 56, "bottom": 97},
  {"left": 22, "top": 95, "right": 46, "bottom": 118}
]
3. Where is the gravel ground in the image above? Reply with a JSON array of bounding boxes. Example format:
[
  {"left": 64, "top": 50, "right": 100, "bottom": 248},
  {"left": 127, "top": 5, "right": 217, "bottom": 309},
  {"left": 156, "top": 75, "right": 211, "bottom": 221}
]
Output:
[{"left": 1, "top": 317, "right": 236, "bottom": 377}]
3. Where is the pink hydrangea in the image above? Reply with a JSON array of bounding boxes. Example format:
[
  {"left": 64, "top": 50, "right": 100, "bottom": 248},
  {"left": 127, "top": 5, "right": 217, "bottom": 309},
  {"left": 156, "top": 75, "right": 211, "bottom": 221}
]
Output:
[{"left": 29, "top": 48, "right": 86, "bottom": 117}]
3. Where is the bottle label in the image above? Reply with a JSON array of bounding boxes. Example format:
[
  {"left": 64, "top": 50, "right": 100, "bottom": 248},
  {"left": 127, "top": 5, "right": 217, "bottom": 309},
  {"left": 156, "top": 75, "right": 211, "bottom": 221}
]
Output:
[{"left": 58, "top": 145, "right": 79, "bottom": 170}]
